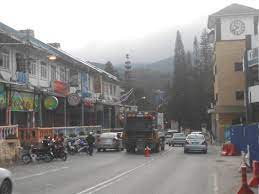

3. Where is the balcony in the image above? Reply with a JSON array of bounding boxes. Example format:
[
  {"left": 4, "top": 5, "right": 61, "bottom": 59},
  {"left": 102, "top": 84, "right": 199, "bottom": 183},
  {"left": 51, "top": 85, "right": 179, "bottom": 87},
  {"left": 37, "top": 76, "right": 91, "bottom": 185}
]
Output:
[{"left": 249, "top": 85, "right": 259, "bottom": 103}]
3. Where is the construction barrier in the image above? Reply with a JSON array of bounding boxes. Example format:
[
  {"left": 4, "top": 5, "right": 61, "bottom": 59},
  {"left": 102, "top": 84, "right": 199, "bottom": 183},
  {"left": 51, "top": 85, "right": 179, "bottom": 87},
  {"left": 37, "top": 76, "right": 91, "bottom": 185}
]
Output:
[
  {"left": 18, "top": 128, "right": 53, "bottom": 147},
  {"left": 249, "top": 161, "right": 259, "bottom": 187},
  {"left": 237, "top": 166, "right": 254, "bottom": 194}
]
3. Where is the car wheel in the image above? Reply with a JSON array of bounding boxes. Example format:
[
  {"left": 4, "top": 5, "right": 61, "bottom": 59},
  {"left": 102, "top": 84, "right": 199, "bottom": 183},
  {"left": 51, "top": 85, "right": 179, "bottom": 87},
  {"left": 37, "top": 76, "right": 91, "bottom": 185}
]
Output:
[
  {"left": 103, "top": 148, "right": 106, "bottom": 152},
  {"left": 203, "top": 150, "right": 207, "bottom": 154},
  {"left": 0, "top": 179, "right": 12, "bottom": 194},
  {"left": 97, "top": 148, "right": 101, "bottom": 152},
  {"left": 172, "top": 144, "right": 175, "bottom": 147},
  {"left": 121, "top": 148, "right": 124, "bottom": 151},
  {"left": 169, "top": 143, "right": 171, "bottom": 146}
]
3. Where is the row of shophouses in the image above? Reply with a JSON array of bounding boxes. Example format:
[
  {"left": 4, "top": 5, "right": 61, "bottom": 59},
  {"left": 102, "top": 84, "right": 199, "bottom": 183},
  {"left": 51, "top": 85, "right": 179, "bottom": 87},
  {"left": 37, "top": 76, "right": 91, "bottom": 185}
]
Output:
[{"left": 0, "top": 21, "right": 127, "bottom": 145}]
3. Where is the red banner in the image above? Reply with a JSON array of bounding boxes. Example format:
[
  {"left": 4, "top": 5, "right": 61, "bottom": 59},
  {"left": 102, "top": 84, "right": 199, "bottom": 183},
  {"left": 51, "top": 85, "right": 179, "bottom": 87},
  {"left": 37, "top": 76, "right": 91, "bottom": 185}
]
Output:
[{"left": 53, "top": 80, "right": 69, "bottom": 96}]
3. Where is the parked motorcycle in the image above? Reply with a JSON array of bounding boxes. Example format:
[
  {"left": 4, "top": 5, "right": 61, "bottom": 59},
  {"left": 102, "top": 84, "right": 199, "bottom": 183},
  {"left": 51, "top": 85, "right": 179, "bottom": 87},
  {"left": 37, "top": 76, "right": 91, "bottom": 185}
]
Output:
[
  {"left": 66, "top": 139, "right": 78, "bottom": 155},
  {"left": 49, "top": 141, "right": 67, "bottom": 161},
  {"left": 22, "top": 141, "right": 54, "bottom": 164}
]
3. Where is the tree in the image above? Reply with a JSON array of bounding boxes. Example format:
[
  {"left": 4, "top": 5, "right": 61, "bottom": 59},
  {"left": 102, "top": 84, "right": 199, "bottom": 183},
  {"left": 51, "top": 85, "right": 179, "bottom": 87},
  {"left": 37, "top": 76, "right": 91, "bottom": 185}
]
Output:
[
  {"left": 168, "top": 30, "right": 188, "bottom": 129},
  {"left": 193, "top": 36, "right": 200, "bottom": 67},
  {"left": 104, "top": 61, "right": 118, "bottom": 77},
  {"left": 199, "top": 29, "right": 213, "bottom": 126}
]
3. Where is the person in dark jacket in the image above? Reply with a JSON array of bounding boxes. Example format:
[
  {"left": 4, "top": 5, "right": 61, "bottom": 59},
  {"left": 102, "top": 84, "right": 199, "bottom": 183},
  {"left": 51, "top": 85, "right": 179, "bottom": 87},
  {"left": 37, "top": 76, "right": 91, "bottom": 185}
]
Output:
[{"left": 86, "top": 132, "right": 95, "bottom": 155}]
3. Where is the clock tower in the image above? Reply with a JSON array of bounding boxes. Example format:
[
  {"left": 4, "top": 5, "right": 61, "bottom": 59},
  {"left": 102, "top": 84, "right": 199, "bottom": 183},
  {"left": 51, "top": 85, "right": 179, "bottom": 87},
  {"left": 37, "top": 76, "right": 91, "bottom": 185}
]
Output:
[{"left": 207, "top": 4, "right": 259, "bottom": 142}]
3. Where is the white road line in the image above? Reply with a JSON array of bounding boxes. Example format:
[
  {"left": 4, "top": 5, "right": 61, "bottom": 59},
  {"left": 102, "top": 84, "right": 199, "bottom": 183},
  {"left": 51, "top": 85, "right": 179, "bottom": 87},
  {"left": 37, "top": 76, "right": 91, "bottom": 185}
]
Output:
[
  {"left": 14, "top": 166, "right": 69, "bottom": 181},
  {"left": 75, "top": 159, "right": 154, "bottom": 194},
  {"left": 87, "top": 178, "right": 122, "bottom": 194},
  {"left": 75, "top": 147, "right": 173, "bottom": 194},
  {"left": 213, "top": 173, "right": 219, "bottom": 194}
]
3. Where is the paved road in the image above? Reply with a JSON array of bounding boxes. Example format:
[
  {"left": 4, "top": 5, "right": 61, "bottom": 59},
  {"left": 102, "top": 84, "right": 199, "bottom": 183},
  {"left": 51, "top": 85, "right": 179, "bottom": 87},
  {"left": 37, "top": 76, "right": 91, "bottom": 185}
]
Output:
[{"left": 11, "top": 145, "right": 224, "bottom": 194}]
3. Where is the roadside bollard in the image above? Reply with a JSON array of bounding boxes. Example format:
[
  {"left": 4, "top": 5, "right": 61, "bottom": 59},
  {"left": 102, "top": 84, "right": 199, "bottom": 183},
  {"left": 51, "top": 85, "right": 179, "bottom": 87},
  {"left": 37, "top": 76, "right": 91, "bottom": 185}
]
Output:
[
  {"left": 145, "top": 146, "right": 150, "bottom": 157},
  {"left": 237, "top": 166, "right": 254, "bottom": 194},
  {"left": 249, "top": 161, "right": 259, "bottom": 187}
]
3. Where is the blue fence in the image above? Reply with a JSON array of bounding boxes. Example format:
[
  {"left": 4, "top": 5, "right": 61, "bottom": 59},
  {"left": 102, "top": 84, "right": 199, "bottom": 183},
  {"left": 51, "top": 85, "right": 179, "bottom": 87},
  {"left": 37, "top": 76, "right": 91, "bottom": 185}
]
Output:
[{"left": 226, "top": 123, "right": 259, "bottom": 162}]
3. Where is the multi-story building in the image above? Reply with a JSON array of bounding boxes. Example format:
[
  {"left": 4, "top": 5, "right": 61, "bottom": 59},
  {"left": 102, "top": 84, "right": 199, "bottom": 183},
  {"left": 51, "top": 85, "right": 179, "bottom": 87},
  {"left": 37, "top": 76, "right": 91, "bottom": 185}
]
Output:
[
  {"left": 0, "top": 21, "right": 122, "bottom": 129},
  {"left": 208, "top": 4, "right": 259, "bottom": 142}
]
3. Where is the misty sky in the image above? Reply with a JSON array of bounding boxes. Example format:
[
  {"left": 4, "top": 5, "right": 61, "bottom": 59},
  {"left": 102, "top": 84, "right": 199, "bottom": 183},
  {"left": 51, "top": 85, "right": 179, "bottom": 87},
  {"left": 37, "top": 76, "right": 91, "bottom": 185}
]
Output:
[{"left": 0, "top": 0, "right": 258, "bottom": 64}]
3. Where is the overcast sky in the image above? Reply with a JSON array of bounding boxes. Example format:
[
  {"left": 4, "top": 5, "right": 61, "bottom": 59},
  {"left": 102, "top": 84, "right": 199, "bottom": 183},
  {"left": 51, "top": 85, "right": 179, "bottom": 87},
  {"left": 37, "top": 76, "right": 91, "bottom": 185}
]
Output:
[{"left": 0, "top": 0, "right": 258, "bottom": 64}]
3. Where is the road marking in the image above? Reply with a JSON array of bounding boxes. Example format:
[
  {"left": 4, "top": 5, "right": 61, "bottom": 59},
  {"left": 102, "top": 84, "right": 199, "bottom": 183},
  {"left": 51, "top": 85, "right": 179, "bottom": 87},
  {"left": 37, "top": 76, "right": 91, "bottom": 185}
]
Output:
[
  {"left": 213, "top": 173, "right": 219, "bottom": 194},
  {"left": 75, "top": 159, "right": 154, "bottom": 194},
  {"left": 14, "top": 166, "right": 69, "bottom": 181},
  {"left": 87, "top": 178, "right": 122, "bottom": 194}
]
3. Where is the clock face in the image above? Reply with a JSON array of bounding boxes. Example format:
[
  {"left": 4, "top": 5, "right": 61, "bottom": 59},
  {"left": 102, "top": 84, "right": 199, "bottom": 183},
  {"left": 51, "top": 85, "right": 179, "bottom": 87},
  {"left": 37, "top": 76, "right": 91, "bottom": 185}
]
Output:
[{"left": 230, "top": 20, "right": 245, "bottom": 35}]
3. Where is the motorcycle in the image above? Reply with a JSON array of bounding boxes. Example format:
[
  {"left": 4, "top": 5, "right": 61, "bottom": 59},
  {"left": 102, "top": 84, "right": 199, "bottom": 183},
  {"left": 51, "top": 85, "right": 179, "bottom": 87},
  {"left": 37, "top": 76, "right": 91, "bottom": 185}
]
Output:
[
  {"left": 22, "top": 141, "right": 54, "bottom": 164},
  {"left": 66, "top": 139, "right": 78, "bottom": 155},
  {"left": 50, "top": 141, "right": 67, "bottom": 161}
]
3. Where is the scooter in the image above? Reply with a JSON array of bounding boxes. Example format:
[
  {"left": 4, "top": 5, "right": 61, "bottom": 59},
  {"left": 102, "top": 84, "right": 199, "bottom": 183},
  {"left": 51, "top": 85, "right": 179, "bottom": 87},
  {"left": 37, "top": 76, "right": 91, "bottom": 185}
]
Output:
[{"left": 22, "top": 142, "right": 54, "bottom": 164}]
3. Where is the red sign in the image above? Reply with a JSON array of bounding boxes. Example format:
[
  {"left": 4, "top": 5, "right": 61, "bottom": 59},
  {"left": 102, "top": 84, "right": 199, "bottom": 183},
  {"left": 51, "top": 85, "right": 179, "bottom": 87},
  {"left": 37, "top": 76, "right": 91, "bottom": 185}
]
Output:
[{"left": 53, "top": 80, "right": 69, "bottom": 96}]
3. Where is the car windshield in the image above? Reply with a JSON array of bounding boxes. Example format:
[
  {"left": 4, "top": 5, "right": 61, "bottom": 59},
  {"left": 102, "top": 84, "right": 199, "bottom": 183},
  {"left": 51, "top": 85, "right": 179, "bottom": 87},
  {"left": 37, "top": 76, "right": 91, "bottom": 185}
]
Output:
[
  {"left": 187, "top": 134, "right": 205, "bottom": 139},
  {"left": 174, "top": 133, "right": 185, "bottom": 137}
]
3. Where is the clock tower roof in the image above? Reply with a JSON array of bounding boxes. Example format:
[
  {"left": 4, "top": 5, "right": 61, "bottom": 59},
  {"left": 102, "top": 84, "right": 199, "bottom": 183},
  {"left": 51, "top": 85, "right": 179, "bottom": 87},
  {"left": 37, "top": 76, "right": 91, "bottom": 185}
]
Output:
[{"left": 208, "top": 3, "right": 259, "bottom": 29}]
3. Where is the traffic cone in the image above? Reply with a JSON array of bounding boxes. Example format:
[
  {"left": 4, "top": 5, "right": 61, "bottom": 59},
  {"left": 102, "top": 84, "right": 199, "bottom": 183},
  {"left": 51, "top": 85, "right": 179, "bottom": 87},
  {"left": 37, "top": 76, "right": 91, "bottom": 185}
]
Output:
[
  {"left": 145, "top": 146, "right": 150, "bottom": 157},
  {"left": 249, "top": 161, "right": 259, "bottom": 187},
  {"left": 237, "top": 166, "right": 254, "bottom": 194},
  {"left": 221, "top": 143, "right": 229, "bottom": 156}
]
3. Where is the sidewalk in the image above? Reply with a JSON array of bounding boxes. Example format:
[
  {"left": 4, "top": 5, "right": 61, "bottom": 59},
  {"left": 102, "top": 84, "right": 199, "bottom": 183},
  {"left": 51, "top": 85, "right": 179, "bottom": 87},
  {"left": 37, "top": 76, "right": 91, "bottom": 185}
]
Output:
[{"left": 211, "top": 145, "right": 259, "bottom": 194}]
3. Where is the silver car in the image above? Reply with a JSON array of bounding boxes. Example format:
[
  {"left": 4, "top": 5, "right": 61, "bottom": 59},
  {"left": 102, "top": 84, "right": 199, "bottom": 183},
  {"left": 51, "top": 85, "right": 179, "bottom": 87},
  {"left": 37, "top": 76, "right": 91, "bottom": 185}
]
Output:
[
  {"left": 0, "top": 168, "right": 13, "bottom": 194},
  {"left": 184, "top": 134, "right": 208, "bottom": 154},
  {"left": 169, "top": 133, "right": 186, "bottom": 146},
  {"left": 96, "top": 132, "right": 123, "bottom": 152}
]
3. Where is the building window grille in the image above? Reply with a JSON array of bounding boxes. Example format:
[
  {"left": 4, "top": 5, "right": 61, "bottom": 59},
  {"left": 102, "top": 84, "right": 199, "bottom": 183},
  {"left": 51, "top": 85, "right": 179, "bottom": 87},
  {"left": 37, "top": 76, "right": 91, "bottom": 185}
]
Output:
[
  {"left": 236, "top": 91, "right": 244, "bottom": 100},
  {"left": 0, "top": 49, "right": 9, "bottom": 69},
  {"left": 40, "top": 62, "right": 47, "bottom": 79},
  {"left": 234, "top": 62, "right": 243, "bottom": 71},
  {"left": 51, "top": 65, "right": 56, "bottom": 81},
  {"left": 28, "top": 59, "right": 36, "bottom": 75}
]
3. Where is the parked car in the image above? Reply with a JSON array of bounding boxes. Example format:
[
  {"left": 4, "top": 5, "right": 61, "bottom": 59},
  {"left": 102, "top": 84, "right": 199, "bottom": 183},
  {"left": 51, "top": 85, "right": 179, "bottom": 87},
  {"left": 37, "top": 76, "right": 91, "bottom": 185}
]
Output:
[
  {"left": 96, "top": 132, "right": 123, "bottom": 152},
  {"left": 169, "top": 133, "right": 186, "bottom": 146},
  {"left": 0, "top": 168, "right": 13, "bottom": 194},
  {"left": 184, "top": 134, "right": 208, "bottom": 154},
  {"left": 191, "top": 131, "right": 203, "bottom": 135}
]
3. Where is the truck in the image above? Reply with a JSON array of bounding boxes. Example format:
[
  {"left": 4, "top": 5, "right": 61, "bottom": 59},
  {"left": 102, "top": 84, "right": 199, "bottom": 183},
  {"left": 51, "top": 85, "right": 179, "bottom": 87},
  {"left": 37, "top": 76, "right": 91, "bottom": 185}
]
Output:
[{"left": 122, "top": 111, "right": 165, "bottom": 153}]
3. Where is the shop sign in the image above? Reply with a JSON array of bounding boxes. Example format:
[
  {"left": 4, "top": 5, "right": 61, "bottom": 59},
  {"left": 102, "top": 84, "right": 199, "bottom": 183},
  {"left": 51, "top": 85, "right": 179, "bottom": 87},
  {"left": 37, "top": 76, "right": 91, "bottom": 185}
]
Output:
[
  {"left": 68, "top": 93, "right": 81, "bottom": 106},
  {"left": 53, "top": 80, "right": 69, "bottom": 96},
  {"left": 11, "top": 91, "right": 39, "bottom": 112},
  {"left": 94, "top": 75, "right": 101, "bottom": 93},
  {"left": 81, "top": 72, "right": 89, "bottom": 97},
  {"left": 0, "top": 83, "right": 6, "bottom": 109},
  {"left": 248, "top": 47, "right": 259, "bottom": 67},
  {"left": 44, "top": 96, "right": 59, "bottom": 110}
]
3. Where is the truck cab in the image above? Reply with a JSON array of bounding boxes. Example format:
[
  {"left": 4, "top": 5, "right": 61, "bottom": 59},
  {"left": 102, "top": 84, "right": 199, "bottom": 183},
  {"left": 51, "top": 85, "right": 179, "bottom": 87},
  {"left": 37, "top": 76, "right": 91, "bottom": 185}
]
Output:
[{"left": 122, "top": 111, "right": 165, "bottom": 153}]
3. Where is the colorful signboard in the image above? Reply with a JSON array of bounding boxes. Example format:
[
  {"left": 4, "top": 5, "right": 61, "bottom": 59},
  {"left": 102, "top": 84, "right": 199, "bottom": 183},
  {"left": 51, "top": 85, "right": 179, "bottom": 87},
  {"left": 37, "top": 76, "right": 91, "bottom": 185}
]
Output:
[
  {"left": 44, "top": 96, "right": 59, "bottom": 110},
  {"left": 68, "top": 93, "right": 81, "bottom": 106},
  {"left": 0, "top": 83, "right": 6, "bottom": 109},
  {"left": 11, "top": 91, "right": 39, "bottom": 112},
  {"left": 81, "top": 72, "right": 89, "bottom": 97},
  {"left": 94, "top": 75, "right": 101, "bottom": 93},
  {"left": 53, "top": 80, "right": 69, "bottom": 96}
]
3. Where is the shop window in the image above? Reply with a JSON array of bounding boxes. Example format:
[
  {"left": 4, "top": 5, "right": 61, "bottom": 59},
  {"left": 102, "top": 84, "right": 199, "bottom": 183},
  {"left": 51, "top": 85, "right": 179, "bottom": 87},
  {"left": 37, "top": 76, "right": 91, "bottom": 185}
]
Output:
[
  {"left": 28, "top": 59, "right": 36, "bottom": 75},
  {"left": 234, "top": 62, "right": 243, "bottom": 71},
  {"left": 0, "top": 49, "right": 9, "bottom": 69},
  {"left": 51, "top": 65, "right": 56, "bottom": 80},
  {"left": 236, "top": 91, "right": 244, "bottom": 100},
  {"left": 16, "top": 53, "right": 26, "bottom": 72},
  {"left": 40, "top": 62, "right": 47, "bottom": 79},
  {"left": 60, "top": 67, "right": 66, "bottom": 81}
]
